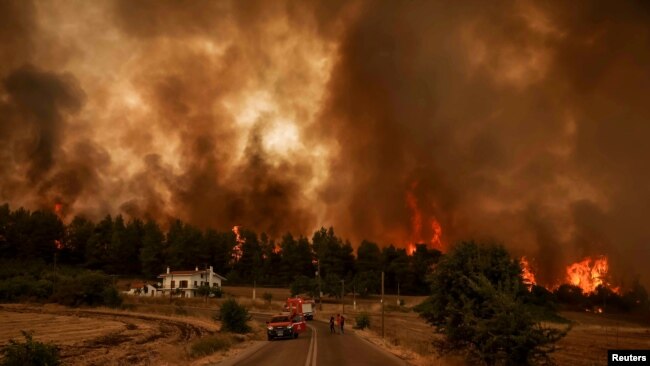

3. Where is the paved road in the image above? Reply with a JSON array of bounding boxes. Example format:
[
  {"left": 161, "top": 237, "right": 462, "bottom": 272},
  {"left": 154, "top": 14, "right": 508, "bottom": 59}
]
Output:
[{"left": 222, "top": 317, "right": 405, "bottom": 366}]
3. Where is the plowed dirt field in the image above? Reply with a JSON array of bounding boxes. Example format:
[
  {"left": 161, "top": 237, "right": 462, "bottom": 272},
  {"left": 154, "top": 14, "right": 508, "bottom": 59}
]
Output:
[{"left": 0, "top": 304, "right": 221, "bottom": 365}]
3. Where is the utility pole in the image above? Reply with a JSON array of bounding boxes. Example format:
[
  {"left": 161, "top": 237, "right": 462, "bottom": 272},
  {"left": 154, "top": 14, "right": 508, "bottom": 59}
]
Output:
[
  {"left": 381, "top": 271, "right": 385, "bottom": 338},
  {"left": 169, "top": 273, "right": 173, "bottom": 303},
  {"left": 397, "top": 281, "right": 400, "bottom": 306},
  {"left": 53, "top": 251, "right": 58, "bottom": 294},
  {"left": 341, "top": 279, "right": 345, "bottom": 314},
  {"left": 353, "top": 284, "right": 356, "bottom": 311}
]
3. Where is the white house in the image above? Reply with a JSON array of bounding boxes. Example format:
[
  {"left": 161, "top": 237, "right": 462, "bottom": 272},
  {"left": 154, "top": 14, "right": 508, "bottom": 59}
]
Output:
[
  {"left": 125, "top": 281, "right": 158, "bottom": 297},
  {"left": 158, "top": 266, "right": 226, "bottom": 298}
]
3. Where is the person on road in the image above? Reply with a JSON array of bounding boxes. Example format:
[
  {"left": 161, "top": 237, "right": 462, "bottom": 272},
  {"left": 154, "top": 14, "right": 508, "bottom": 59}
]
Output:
[
  {"left": 340, "top": 315, "right": 345, "bottom": 334},
  {"left": 336, "top": 314, "right": 341, "bottom": 334},
  {"left": 329, "top": 316, "right": 335, "bottom": 334}
]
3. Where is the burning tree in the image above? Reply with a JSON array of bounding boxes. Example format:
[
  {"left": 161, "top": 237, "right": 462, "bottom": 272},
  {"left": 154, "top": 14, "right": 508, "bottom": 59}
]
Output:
[{"left": 416, "top": 241, "right": 567, "bottom": 365}]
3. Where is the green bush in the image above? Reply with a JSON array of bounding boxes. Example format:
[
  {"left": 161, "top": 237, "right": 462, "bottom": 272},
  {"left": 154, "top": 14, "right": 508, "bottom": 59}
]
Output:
[
  {"left": 210, "top": 286, "right": 223, "bottom": 298},
  {"left": 50, "top": 271, "right": 122, "bottom": 307},
  {"left": 189, "top": 335, "right": 230, "bottom": 358},
  {"left": 0, "top": 276, "right": 48, "bottom": 302},
  {"left": 355, "top": 312, "right": 371, "bottom": 330},
  {"left": 415, "top": 241, "right": 567, "bottom": 365},
  {"left": 101, "top": 287, "right": 123, "bottom": 308},
  {"left": 262, "top": 292, "right": 273, "bottom": 304},
  {"left": 217, "top": 299, "right": 251, "bottom": 334},
  {"left": 0, "top": 331, "right": 60, "bottom": 366}
]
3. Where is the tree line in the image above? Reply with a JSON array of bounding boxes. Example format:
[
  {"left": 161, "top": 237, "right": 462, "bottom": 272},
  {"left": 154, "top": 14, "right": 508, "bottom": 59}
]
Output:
[{"left": 0, "top": 204, "right": 440, "bottom": 295}]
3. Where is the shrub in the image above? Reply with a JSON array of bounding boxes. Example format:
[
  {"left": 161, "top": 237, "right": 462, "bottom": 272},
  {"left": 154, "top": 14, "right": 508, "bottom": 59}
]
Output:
[
  {"left": 51, "top": 271, "right": 121, "bottom": 307},
  {"left": 217, "top": 299, "right": 251, "bottom": 334},
  {"left": 355, "top": 312, "right": 371, "bottom": 330},
  {"left": 415, "top": 241, "right": 567, "bottom": 365},
  {"left": 101, "top": 287, "right": 123, "bottom": 308},
  {"left": 210, "top": 286, "right": 223, "bottom": 298},
  {"left": 196, "top": 284, "right": 212, "bottom": 298},
  {"left": 0, "top": 331, "right": 60, "bottom": 366},
  {"left": 262, "top": 292, "right": 273, "bottom": 304},
  {"left": 189, "top": 335, "right": 230, "bottom": 358}
]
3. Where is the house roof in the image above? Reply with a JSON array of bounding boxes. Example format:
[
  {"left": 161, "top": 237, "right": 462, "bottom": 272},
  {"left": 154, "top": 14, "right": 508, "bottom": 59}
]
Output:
[{"left": 158, "top": 269, "right": 227, "bottom": 281}]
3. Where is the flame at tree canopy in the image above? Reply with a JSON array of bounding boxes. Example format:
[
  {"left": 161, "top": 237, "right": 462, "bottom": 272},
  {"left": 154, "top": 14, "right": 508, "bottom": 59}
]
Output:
[
  {"left": 405, "top": 181, "right": 444, "bottom": 254},
  {"left": 231, "top": 226, "right": 245, "bottom": 262},
  {"left": 520, "top": 256, "right": 537, "bottom": 289},
  {"left": 566, "top": 256, "right": 614, "bottom": 294},
  {"left": 518, "top": 255, "right": 619, "bottom": 294}
]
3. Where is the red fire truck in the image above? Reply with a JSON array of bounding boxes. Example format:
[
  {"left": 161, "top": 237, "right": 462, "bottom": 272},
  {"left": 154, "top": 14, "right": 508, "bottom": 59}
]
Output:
[
  {"left": 284, "top": 297, "right": 315, "bottom": 320},
  {"left": 266, "top": 313, "right": 307, "bottom": 340}
]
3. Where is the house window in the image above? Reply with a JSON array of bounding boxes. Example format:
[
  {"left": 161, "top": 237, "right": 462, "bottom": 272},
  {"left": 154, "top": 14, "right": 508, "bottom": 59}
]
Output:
[
  {"left": 171, "top": 280, "right": 175, "bottom": 289},
  {"left": 194, "top": 281, "right": 197, "bottom": 287},
  {"left": 179, "top": 280, "right": 188, "bottom": 288},
  {"left": 200, "top": 274, "right": 203, "bottom": 279}
]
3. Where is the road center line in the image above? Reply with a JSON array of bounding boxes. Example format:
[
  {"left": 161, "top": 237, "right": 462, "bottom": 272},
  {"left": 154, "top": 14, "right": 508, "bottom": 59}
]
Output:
[
  {"left": 312, "top": 325, "right": 317, "bottom": 366},
  {"left": 305, "top": 324, "right": 315, "bottom": 366}
]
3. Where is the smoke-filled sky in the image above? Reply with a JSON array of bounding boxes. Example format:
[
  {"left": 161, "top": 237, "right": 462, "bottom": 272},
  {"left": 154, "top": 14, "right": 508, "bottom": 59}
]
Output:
[{"left": 1, "top": 0, "right": 649, "bottom": 285}]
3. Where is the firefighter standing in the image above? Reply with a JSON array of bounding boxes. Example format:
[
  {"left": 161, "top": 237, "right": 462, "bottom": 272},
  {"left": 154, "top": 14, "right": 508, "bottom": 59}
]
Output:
[
  {"left": 329, "top": 316, "right": 335, "bottom": 333},
  {"left": 340, "top": 315, "right": 345, "bottom": 334},
  {"left": 336, "top": 314, "right": 341, "bottom": 334}
]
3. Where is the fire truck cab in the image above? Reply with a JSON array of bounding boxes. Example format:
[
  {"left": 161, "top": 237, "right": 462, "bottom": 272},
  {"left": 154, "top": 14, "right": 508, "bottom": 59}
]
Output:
[
  {"left": 284, "top": 297, "right": 315, "bottom": 320},
  {"left": 266, "top": 313, "right": 307, "bottom": 340}
]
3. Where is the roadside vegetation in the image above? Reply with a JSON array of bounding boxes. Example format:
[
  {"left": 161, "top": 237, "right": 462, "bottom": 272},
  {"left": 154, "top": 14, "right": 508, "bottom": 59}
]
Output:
[
  {"left": 217, "top": 299, "right": 251, "bottom": 334},
  {"left": 0, "top": 260, "right": 121, "bottom": 308},
  {"left": 416, "top": 241, "right": 568, "bottom": 365},
  {"left": 189, "top": 335, "right": 232, "bottom": 358},
  {"left": 0, "top": 331, "right": 60, "bottom": 366}
]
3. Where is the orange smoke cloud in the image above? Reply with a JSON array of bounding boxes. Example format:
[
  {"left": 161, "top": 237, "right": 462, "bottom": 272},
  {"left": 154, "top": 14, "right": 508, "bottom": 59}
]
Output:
[{"left": 0, "top": 0, "right": 649, "bottom": 287}]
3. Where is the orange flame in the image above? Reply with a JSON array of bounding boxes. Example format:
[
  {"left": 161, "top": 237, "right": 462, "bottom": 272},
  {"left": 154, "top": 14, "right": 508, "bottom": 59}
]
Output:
[
  {"left": 54, "top": 203, "right": 63, "bottom": 217},
  {"left": 54, "top": 239, "right": 63, "bottom": 250},
  {"left": 566, "top": 256, "right": 616, "bottom": 294},
  {"left": 520, "top": 256, "right": 537, "bottom": 290},
  {"left": 405, "top": 186, "right": 422, "bottom": 245},
  {"left": 407, "top": 243, "right": 416, "bottom": 256},
  {"left": 405, "top": 181, "right": 444, "bottom": 253},
  {"left": 231, "top": 226, "right": 245, "bottom": 262},
  {"left": 431, "top": 218, "right": 442, "bottom": 250}
]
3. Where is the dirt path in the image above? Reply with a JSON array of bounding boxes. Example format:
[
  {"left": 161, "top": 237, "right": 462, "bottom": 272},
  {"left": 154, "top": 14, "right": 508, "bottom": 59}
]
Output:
[{"left": 0, "top": 304, "right": 221, "bottom": 365}]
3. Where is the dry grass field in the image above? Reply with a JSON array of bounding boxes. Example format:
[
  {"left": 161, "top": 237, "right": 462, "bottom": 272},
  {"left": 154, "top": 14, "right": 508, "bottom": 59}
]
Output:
[{"left": 0, "top": 303, "right": 265, "bottom": 366}]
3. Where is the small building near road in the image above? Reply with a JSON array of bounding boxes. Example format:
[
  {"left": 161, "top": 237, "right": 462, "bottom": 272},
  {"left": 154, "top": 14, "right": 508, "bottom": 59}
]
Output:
[
  {"left": 125, "top": 281, "right": 159, "bottom": 297},
  {"left": 158, "top": 266, "right": 226, "bottom": 298}
]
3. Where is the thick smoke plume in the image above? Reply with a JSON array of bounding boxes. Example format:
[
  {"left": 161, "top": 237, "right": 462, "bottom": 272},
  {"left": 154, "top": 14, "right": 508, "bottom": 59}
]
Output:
[{"left": 1, "top": 0, "right": 649, "bottom": 286}]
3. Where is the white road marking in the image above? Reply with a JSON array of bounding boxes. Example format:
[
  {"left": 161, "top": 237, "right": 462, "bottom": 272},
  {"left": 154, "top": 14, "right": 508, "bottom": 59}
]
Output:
[
  {"left": 305, "top": 324, "right": 317, "bottom": 366},
  {"left": 312, "top": 324, "right": 317, "bottom": 366}
]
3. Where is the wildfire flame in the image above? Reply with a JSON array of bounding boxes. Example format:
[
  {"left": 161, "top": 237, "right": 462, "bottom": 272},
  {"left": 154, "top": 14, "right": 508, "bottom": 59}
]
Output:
[
  {"left": 405, "top": 181, "right": 444, "bottom": 254},
  {"left": 231, "top": 225, "right": 245, "bottom": 262},
  {"left": 407, "top": 244, "right": 416, "bottom": 256},
  {"left": 405, "top": 186, "right": 422, "bottom": 246},
  {"left": 520, "top": 256, "right": 537, "bottom": 289},
  {"left": 54, "top": 203, "right": 63, "bottom": 217},
  {"left": 566, "top": 256, "right": 616, "bottom": 294},
  {"left": 518, "top": 255, "right": 619, "bottom": 295},
  {"left": 431, "top": 219, "right": 442, "bottom": 249}
]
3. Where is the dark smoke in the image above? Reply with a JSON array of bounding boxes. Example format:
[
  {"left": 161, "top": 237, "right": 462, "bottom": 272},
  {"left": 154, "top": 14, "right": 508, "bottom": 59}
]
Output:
[{"left": 0, "top": 0, "right": 649, "bottom": 285}]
